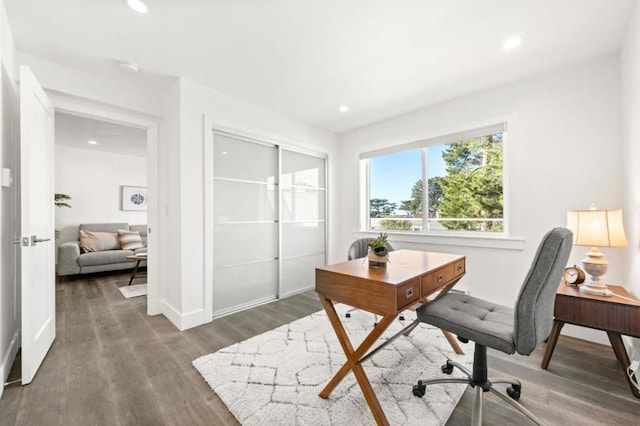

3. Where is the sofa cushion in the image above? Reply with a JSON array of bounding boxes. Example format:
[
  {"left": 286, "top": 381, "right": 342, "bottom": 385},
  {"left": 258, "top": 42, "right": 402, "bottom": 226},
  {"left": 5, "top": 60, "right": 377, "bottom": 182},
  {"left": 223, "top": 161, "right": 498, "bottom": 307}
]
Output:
[
  {"left": 118, "top": 229, "right": 144, "bottom": 250},
  {"left": 80, "top": 223, "right": 129, "bottom": 234},
  {"left": 79, "top": 230, "right": 121, "bottom": 253},
  {"left": 129, "top": 225, "right": 148, "bottom": 246},
  {"left": 133, "top": 246, "right": 147, "bottom": 255},
  {"left": 78, "top": 249, "right": 135, "bottom": 267}
]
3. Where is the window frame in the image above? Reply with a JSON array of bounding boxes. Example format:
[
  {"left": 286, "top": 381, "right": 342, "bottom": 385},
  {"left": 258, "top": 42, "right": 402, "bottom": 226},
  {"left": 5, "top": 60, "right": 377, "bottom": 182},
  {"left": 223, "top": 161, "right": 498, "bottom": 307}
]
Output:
[{"left": 360, "top": 123, "right": 510, "bottom": 239}]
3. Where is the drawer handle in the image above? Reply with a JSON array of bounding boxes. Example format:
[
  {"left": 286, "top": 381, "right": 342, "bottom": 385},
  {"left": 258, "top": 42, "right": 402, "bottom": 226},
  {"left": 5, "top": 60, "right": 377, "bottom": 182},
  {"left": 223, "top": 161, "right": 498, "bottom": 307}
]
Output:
[
  {"left": 458, "top": 265, "right": 463, "bottom": 272},
  {"left": 437, "top": 274, "right": 444, "bottom": 282},
  {"left": 405, "top": 288, "right": 414, "bottom": 299}
]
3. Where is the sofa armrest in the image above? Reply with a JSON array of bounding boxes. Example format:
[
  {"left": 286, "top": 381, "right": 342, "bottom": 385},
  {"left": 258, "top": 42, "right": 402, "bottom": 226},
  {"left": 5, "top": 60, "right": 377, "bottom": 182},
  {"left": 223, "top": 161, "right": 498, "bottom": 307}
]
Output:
[{"left": 57, "top": 241, "right": 81, "bottom": 276}]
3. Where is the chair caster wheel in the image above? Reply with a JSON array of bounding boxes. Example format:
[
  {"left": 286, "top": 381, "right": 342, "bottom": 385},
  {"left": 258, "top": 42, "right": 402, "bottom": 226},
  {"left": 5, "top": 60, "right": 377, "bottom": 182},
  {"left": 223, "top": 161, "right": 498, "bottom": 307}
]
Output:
[
  {"left": 345, "top": 313, "right": 351, "bottom": 318},
  {"left": 399, "top": 315, "right": 405, "bottom": 321},
  {"left": 441, "top": 362, "right": 454, "bottom": 375},
  {"left": 507, "top": 384, "right": 521, "bottom": 401},
  {"left": 412, "top": 380, "right": 426, "bottom": 398}
]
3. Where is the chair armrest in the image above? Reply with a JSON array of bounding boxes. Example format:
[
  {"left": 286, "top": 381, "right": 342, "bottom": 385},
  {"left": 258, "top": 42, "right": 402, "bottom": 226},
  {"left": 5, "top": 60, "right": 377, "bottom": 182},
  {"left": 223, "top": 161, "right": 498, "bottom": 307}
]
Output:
[{"left": 57, "top": 241, "right": 81, "bottom": 276}]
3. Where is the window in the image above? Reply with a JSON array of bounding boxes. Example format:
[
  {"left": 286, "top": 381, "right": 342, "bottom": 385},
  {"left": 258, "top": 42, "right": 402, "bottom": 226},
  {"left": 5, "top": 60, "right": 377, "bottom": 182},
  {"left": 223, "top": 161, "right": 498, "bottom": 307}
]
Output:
[{"left": 362, "top": 123, "right": 506, "bottom": 234}]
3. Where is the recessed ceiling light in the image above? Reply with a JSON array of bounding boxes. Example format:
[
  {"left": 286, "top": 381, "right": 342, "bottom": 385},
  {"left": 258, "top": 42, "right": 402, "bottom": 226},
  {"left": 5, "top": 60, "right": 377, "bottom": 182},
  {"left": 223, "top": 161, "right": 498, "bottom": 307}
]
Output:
[
  {"left": 126, "top": 0, "right": 148, "bottom": 14},
  {"left": 339, "top": 105, "right": 350, "bottom": 113},
  {"left": 119, "top": 61, "right": 140, "bottom": 73},
  {"left": 88, "top": 140, "right": 98, "bottom": 145},
  {"left": 503, "top": 35, "right": 523, "bottom": 50}
]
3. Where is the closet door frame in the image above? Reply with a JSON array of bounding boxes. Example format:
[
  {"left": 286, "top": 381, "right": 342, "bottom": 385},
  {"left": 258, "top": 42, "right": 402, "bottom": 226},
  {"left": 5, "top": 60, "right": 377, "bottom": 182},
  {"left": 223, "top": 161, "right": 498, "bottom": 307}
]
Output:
[{"left": 204, "top": 119, "right": 328, "bottom": 319}]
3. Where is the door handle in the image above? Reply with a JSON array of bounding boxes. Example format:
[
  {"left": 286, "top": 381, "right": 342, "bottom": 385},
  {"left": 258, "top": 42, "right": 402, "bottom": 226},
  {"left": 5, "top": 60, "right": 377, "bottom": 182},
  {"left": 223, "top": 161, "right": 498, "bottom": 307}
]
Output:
[{"left": 31, "top": 235, "right": 51, "bottom": 245}]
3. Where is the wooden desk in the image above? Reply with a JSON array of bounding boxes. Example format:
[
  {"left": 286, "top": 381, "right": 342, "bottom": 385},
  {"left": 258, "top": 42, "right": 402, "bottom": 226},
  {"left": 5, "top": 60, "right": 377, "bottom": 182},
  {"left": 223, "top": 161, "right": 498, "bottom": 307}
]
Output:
[
  {"left": 315, "top": 249, "right": 466, "bottom": 426},
  {"left": 542, "top": 283, "right": 640, "bottom": 398}
]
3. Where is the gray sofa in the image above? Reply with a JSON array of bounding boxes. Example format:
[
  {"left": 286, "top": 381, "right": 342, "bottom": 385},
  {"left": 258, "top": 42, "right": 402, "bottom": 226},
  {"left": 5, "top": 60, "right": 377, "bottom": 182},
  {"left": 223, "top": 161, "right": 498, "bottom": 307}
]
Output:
[{"left": 57, "top": 223, "right": 147, "bottom": 276}]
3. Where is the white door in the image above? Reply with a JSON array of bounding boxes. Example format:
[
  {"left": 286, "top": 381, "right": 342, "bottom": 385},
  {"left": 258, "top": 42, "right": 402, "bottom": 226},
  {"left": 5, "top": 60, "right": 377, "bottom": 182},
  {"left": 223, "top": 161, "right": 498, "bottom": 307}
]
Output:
[
  {"left": 212, "top": 133, "right": 279, "bottom": 316},
  {"left": 19, "top": 65, "right": 56, "bottom": 385},
  {"left": 280, "top": 149, "right": 327, "bottom": 297}
]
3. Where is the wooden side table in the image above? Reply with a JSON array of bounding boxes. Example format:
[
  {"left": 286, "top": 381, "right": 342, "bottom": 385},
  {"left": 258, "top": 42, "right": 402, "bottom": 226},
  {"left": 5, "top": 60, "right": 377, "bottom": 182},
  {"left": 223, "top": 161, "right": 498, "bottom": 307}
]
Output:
[
  {"left": 542, "top": 283, "right": 640, "bottom": 398},
  {"left": 126, "top": 254, "right": 148, "bottom": 285}
]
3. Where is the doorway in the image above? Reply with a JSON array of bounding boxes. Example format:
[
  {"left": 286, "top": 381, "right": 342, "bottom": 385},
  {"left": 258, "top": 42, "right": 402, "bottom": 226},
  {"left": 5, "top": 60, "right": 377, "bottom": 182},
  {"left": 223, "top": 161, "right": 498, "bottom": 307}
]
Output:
[{"left": 50, "top": 93, "right": 160, "bottom": 315}]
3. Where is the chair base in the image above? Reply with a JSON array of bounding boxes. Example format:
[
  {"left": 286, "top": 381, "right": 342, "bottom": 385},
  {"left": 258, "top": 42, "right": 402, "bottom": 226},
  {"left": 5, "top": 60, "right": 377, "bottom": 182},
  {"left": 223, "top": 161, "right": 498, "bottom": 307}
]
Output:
[{"left": 413, "top": 351, "right": 545, "bottom": 425}]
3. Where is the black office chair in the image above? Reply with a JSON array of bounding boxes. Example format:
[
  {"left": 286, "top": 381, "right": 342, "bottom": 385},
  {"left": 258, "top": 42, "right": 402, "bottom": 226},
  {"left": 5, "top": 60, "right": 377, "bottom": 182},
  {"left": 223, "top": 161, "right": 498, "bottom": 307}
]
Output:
[
  {"left": 347, "top": 238, "right": 394, "bottom": 263},
  {"left": 345, "top": 238, "right": 395, "bottom": 323},
  {"left": 412, "top": 227, "right": 572, "bottom": 425}
]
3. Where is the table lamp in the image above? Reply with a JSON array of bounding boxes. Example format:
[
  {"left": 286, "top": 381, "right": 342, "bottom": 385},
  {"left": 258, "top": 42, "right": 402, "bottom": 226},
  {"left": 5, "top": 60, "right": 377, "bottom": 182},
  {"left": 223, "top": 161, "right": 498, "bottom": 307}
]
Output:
[{"left": 566, "top": 205, "right": 628, "bottom": 296}]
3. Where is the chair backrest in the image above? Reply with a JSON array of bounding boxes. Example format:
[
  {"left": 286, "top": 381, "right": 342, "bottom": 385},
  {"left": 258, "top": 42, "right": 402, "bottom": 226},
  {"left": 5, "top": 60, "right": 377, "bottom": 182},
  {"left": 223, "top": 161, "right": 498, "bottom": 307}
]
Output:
[
  {"left": 347, "top": 238, "right": 395, "bottom": 260},
  {"left": 513, "top": 227, "right": 573, "bottom": 355}
]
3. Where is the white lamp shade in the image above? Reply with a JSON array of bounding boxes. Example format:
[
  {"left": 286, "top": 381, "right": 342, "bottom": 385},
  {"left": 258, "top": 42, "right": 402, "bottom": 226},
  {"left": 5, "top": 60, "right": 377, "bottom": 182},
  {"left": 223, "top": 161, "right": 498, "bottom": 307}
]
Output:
[{"left": 567, "top": 209, "right": 628, "bottom": 248}]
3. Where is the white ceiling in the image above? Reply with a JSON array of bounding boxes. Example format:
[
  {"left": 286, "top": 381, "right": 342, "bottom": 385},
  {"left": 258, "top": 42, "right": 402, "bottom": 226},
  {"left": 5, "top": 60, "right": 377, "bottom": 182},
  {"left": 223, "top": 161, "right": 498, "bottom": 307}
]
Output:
[
  {"left": 5, "top": 0, "right": 638, "bottom": 133},
  {"left": 55, "top": 112, "right": 147, "bottom": 157}
]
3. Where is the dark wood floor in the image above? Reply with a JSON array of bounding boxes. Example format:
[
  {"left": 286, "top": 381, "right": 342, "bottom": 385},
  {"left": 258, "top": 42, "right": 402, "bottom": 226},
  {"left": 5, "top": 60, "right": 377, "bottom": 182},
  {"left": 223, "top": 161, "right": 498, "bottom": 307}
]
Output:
[{"left": 1, "top": 272, "right": 638, "bottom": 425}]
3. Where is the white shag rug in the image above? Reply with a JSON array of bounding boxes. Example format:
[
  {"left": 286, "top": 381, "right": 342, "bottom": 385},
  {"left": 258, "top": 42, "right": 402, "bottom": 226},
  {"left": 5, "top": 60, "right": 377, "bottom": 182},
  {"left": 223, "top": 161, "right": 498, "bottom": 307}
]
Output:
[
  {"left": 118, "top": 283, "right": 147, "bottom": 299},
  {"left": 193, "top": 304, "right": 471, "bottom": 425}
]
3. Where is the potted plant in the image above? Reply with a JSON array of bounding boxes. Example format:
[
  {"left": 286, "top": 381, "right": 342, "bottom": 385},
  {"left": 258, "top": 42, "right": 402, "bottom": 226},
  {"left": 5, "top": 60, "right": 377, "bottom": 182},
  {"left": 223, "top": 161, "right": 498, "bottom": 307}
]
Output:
[
  {"left": 55, "top": 193, "right": 72, "bottom": 239},
  {"left": 368, "top": 233, "right": 390, "bottom": 268}
]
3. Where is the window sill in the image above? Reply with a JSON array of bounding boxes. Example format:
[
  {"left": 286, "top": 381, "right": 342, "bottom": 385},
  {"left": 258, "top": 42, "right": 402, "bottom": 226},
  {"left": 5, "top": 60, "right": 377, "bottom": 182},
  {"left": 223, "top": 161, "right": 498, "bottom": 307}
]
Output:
[{"left": 354, "top": 231, "right": 524, "bottom": 251}]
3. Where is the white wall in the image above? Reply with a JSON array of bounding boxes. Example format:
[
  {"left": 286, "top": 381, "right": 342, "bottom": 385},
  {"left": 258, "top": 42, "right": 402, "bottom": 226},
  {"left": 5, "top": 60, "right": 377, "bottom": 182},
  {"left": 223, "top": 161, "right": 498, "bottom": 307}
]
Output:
[
  {"left": 157, "top": 78, "right": 339, "bottom": 329},
  {"left": 338, "top": 55, "right": 624, "bottom": 344},
  {"left": 55, "top": 146, "right": 147, "bottom": 248},
  {"left": 621, "top": 3, "right": 640, "bottom": 361},
  {"left": 0, "top": 2, "right": 19, "bottom": 400},
  {"left": 19, "top": 54, "right": 168, "bottom": 118}
]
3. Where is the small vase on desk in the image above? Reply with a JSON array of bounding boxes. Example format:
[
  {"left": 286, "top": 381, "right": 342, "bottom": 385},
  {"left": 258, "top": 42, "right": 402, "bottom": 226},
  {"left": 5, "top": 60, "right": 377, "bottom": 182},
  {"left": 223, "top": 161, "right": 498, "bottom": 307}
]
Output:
[{"left": 368, "top": 246, "right": 389, "bottom": 268}]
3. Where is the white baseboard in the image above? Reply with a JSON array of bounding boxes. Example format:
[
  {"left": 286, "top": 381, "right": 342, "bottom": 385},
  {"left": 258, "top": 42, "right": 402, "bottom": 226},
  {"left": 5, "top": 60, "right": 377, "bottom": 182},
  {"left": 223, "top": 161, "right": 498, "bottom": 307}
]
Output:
[
  {"left": 561, "top": 324, "right": 609, "bottom": 345},
  {"left": 160, "top": 299, "right": 209, "bottom": 331},
  {"left": 212, "top": 296, "right": 276, "bottom": 319},
  {"left": 1, "top": 330, "right": 20, "bottom": 400},
  {"left": 623, "top": 336, "right": 640, "bottom": 362},
  {"left": 562, "top": 327, "right": 640, "bottom": 362},
  {"left": 180, "top": 308, "right": 209, "bottom": 330},
  {"left": 279, "top": 285, "right": 315, "bottom": 299}
]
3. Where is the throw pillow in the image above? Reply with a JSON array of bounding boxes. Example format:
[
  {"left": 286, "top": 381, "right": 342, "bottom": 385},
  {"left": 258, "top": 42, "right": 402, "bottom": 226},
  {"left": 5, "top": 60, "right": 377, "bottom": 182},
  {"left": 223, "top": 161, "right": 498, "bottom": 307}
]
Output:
[
  {"left": 118, "top": 229, "right": 144, "bottom": 250},
  {"left": 79, "top": 230, "right": 121, "bottom": 252}
]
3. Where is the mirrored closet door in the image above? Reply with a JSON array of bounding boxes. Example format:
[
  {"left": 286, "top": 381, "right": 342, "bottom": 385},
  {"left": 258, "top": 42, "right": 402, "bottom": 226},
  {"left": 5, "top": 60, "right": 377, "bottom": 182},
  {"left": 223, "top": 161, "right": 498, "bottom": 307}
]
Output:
[{"left": 212, "top": 131, "right": 326, "bottom": 317}]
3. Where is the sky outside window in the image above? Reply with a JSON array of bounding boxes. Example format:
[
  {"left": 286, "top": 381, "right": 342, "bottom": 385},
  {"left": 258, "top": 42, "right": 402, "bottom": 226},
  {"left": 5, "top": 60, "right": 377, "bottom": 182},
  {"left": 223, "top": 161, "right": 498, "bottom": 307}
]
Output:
[{"left": 370, "top": 145, "right": 447, "bottom": 213}]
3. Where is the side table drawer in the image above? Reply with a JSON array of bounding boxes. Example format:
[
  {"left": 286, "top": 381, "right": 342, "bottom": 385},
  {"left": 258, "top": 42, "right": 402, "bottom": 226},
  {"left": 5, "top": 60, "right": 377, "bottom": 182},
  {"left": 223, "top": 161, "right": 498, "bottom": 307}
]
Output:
[{"left": 555, "top": 294, "right": 640, "bottom": 337}]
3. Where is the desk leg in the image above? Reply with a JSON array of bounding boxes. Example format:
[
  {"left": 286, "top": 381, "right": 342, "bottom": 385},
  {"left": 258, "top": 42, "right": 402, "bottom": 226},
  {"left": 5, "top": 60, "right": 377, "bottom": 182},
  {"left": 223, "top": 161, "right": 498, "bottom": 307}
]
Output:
[
  {"left": 128, "top": 260, "right": 141, "bottom": 286},
  {"left": 318, "top": 296, "right": 394, "bottom": 426},
  {"left": 607, "top": 331, "right": 640, "bottom": 399},
  {"left": 541, "top": 319, "right": 564, "bottom": 369},
  {"left": 398, "top": 314, "right": 463, "bottom": 354},
  {"left": 442, "top": 330, "right": 465, "bottom": 355}
]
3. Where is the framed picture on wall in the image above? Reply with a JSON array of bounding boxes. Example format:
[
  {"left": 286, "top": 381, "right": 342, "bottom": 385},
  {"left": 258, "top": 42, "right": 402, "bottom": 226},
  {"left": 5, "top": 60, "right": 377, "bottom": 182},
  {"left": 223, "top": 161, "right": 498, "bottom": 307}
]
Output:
[{"left": 121, "top": 186, "right": 147, "bottom": 211}]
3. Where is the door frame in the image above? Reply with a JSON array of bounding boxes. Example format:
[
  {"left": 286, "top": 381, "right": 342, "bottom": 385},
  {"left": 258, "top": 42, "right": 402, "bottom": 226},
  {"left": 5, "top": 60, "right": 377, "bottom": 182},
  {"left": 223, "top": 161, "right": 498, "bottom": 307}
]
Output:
[{"left": 49, "top": 92, "right": 161, "bottom": 315}]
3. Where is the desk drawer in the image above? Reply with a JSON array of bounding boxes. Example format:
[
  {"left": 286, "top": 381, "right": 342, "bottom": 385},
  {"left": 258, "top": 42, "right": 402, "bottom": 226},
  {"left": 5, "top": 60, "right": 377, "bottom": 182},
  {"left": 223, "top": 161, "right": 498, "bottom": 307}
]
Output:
[
  {"left": 421, "top": 260, "right": 465, "bottom": 295},
  {"left": 397, "top": 278, "right": 420, "bottom": 311}
]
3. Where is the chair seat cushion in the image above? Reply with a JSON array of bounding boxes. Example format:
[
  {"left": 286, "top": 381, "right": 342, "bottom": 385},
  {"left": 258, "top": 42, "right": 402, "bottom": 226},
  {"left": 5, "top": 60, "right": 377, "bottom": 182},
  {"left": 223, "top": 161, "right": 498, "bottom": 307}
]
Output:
[{"left": 417, "top": 293, "right": 516, "bottom": 354}]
